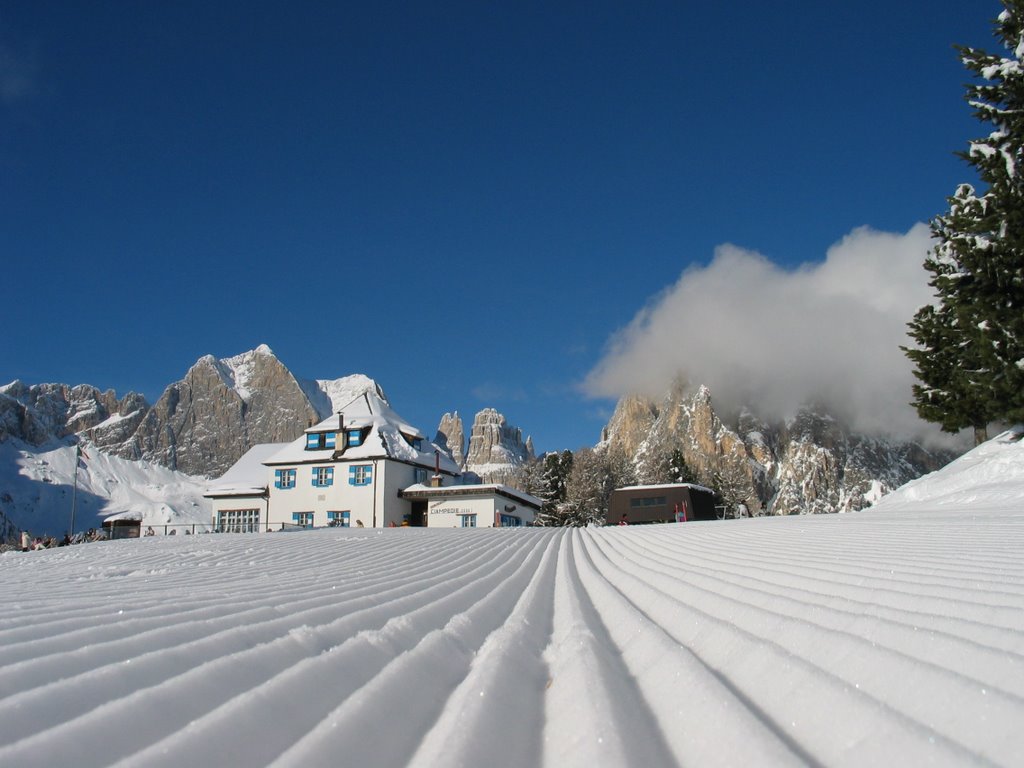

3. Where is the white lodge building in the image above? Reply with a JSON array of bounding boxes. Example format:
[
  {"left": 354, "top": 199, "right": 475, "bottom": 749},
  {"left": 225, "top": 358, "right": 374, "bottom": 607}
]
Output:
[{"left": 205, "top": 391, "right": 539, "bottom": 531}]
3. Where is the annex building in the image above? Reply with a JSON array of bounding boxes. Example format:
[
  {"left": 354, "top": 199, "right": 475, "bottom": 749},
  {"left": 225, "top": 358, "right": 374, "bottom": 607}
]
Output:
[{"left": 607, "top": 483, "right": 717, "bottom": 525}]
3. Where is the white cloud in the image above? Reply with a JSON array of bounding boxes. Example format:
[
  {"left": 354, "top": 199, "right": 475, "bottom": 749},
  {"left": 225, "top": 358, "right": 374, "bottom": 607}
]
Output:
[{"left": 584, "top": 224, "right": 949, "bottom": 442}]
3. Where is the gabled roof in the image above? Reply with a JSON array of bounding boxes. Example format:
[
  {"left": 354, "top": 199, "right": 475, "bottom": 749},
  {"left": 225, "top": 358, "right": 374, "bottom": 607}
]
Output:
[
  {"left": 615, "top": 483, "right": 715, "bottom": 495},
  {"left": 304, "top": 390, "right": 424, "bottom": 438},
  {"left": 264, "top": 390, "right": 460, "bottom": 473}
]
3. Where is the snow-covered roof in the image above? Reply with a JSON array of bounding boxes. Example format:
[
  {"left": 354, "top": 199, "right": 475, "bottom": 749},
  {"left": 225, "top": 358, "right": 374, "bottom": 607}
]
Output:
[
  {"left": 264, "top": 391, "right": 459, "bottom": 474},
  {"left": 401, "top": 483, "right": 542, "bottom": 509},
  {"left": 616, "top": 482, "right": 715, "bottom": 495},
  {"left": 205, "top": 443, "right": 288, "bottom": 497}
]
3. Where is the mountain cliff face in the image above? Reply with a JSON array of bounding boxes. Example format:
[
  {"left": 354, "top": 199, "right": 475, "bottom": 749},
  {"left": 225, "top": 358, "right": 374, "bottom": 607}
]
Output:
[
  {"left": 0, "top": 381, "right": 149, "bottom": 448},
  {"left": 112, "top": 347, "right": 324, "bottom": 476},
  {"left": 436, "top": 408, "right": 535, "bottom": 483},
  {"left": 602, "top": 381, "right": 954, "bottom": 514},
  {"left": 435, "top": 412, "right": 467, "bottom": 467},
  {"left": 1, "top": 346, "right": 383, "bottom": 478}
]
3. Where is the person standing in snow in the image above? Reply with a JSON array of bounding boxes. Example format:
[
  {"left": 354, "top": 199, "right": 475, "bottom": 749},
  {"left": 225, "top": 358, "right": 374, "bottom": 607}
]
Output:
[{"left": 21, "top": 530, "right": 30, "bottom": 552}]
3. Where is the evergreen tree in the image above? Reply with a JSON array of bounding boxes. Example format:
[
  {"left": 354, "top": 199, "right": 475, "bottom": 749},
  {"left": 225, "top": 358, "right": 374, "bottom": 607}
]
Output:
[
  {"left": 645, "top": 446, "right": 696, "bottom": 485},
  {"left": 711, "top": 459, "right": 751, "bottom": 515},
  {"left": 906, "top": 2, "right": 1024, "bottom": 442},
  {"left": 532, "top": 450, "right": 574, "bottom": 526},
  {"left": 510, "top": 456, "right": 546, "bottom": 498},
  {"left": 557, "top": 446, "right": 634, "bottom": 526}
]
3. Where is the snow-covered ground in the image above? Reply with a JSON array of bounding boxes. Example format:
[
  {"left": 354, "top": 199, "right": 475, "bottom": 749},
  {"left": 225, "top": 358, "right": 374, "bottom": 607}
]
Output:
[
  {"left": 1, "top": 432, "right": 1023, "bottom": 766},
  {"left": 0, "top": 439, "right": 210, "bottom": 536}
]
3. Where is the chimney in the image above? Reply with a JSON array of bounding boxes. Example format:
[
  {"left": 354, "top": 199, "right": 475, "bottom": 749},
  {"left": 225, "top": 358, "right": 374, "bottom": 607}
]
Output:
[{"left": 430, "top": 450, "right": 443, "bottom": 487}]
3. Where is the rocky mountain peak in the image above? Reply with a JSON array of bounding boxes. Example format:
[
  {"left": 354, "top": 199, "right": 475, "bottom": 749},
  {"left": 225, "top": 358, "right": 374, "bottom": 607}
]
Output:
[
  {"left": 2, "top": 347, "right": 388, "bottom": 479},
  {"left": 602, "top": 395, "right": 658, "bottom": 458},
  {"left": 461, "top": 408, "right": 535, "bottom": 483},
  {"left": 435, "top": 412, "right": 466, "bottom": 467},
  {"left": 604, "top": 382, "right": 953, "bottom": 515},
  {"left": 1, "top": 380, "right": 149, "bottom": 448}
]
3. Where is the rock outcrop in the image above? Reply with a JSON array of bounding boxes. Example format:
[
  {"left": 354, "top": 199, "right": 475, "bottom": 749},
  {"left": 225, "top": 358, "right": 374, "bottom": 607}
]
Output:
[
  {"left": 1, "top": 381, "right": 149, "bottom": 448},
  {"left": 446, "top": 408, "right": 535, "bottom": 483},
  {"left": 602, "top": 381, "right": 954, "bottom": 515},
  {"left": 435, "top": 412, "right": 466, "bottom": 467},
  {"left": 114, "top": 347, "right": 322, "bottom": 476}
]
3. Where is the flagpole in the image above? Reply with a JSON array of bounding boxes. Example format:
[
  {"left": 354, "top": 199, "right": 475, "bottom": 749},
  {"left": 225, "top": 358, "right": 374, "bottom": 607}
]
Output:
[{"left": 70, "top": 443, "right": 80, "bottom": 536}]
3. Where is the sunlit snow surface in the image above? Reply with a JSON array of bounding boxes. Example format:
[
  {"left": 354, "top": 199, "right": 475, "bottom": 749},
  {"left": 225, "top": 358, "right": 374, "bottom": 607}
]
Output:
[{"left": 2, "top": 434, "right": 1024, "bottom": 766}]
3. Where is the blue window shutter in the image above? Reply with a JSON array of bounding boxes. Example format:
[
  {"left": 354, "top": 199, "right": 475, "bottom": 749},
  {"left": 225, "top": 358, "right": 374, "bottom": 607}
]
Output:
[
  {"left": 327, "top": 467, "right": 334, "bottom": 486},
  {"left": 325, "top": 433, "right": 336, "bottom": 449},
  {"left": 306, "top": 434, "right": 318, "bottom": 449},
  {"left": 274, "top": 469, "right": 282, "bottom": 489}
]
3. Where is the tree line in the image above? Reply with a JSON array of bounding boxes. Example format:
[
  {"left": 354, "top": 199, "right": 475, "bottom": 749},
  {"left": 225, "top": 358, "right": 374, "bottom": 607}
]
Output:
[{"left": 510, "top": 444, "right": 749, "bottom": 527}]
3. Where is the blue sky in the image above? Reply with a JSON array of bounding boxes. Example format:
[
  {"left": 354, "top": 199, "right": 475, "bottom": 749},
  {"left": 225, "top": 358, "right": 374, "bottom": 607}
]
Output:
[{"left": 0, "top": 1, "right": 999, "bottom": 453}]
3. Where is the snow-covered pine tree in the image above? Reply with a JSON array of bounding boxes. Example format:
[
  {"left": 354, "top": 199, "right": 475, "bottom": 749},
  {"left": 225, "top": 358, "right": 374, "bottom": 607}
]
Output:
[
  {"left": 531, "top": 450, "right": 574, "bottom": 526},
  {"left": 509, "top": 456, "right": 545, "bottom": 498},
  {"left": 558, "top": 446, "right": 635, "bottom": 526},
  {"left": 643, "top": 445, "right": 696, "bottom": 485},
  {"left": 906, "top": 1, "right": 1024, "bottom": 443},
  {"left": 711, "top": 458, "right": 752, "bottom": 515}
]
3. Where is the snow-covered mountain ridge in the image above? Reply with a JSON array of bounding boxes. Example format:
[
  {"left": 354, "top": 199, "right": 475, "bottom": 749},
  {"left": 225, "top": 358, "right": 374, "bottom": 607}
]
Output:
[{"left": 0, "top": 346, "right": 382, "bottom": 478}]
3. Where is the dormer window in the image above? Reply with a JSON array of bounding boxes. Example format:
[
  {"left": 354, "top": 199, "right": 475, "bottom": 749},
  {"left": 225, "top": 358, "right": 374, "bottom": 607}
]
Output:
[
  {"left": 345, "top": 428, "right": 365, "bottom": 448},
  {"left": 305, "top": 432, "right": 337, "bottom": 451},
  {"left": 401, "top": 432, "right": 423, "bottom": 450}
]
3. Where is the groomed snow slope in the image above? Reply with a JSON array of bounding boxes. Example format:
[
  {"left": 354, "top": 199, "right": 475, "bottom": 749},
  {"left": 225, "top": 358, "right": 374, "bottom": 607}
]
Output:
[{"left": 1, "top": 433, "right": 1023, "bottom": 766}]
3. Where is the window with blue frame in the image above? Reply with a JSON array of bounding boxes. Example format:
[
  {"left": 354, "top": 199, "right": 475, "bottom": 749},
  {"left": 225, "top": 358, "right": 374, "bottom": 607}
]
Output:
[
  {"left": 349, "top": 465, "right": 372, "bottom": 486},
  {"left": 459, "top": 514, "right": 477, "bottom": 528},
  {"left": 402, "top": 432, "right": 423, "bottom": 450},
  {"left": 328, "top": 510, "right": 351, "bottom": 527},
  {"left": 499, "top": 514, "right": 522, "bottom": 527},
  {"left": 274, "top": 468, "right": 296, "bottom": 489},
  {"left": 345, "top": 429, "right": 365, "bottom": 448},
  {"left": 292, "top": 511, "right": 314, "bottom": 528},
  {"left": 305, "top": 432, "right": 337, "bottom": 451},
  {"left": 312, "top": 466, "right": 334, "bottom": 487}
]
